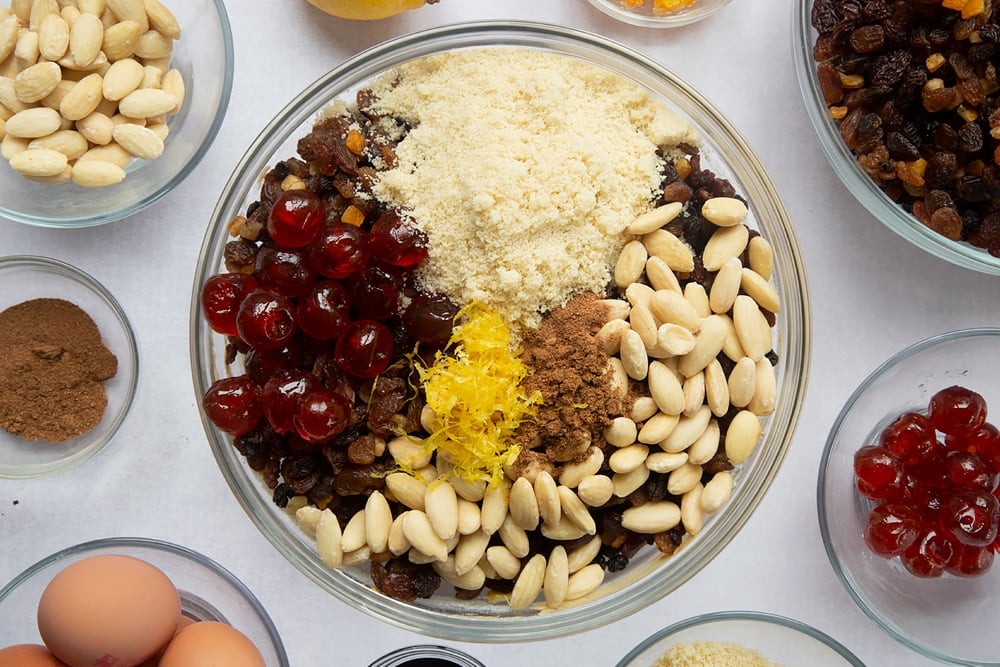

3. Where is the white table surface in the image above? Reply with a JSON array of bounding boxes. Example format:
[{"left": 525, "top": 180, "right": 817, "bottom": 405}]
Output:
[{"left": 4, "top": 0, "right": 1000, "bottom": 665}]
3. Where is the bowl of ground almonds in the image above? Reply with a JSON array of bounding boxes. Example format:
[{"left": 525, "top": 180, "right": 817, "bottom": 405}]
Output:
[
  {"left": 0, "top": 255, "right": 138, "bottom": 478},
  {"left": 191, "top": 21, "right": 810, "bottom": 640},
  {"left": 795, "top": 0, "right": 1000, "bottom": 275},
  {"left": 616, "top": 611, "right": 865, "bottom": 666}
]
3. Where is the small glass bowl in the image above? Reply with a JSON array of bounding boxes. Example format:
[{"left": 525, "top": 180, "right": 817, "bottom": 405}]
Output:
[
  {"left": 0, "top": 256, "right": 139, "bottom": 479},
  {"left": 616, "top": 611, "right": 865, "bottom": 666},
  {"left": 191, "top": 21, "right": 810, "bottom": 641},
  {"left": 0, "top": 537, "right": 289, "bottom": 666},
  {"left": 368, "top": 645, "right": 485, "bottom": 667},
  {"left": 0, "top": 0, "right": 233, "bottom": 229},
  {"left": 793, "top": 0, "right": 1000, "bottom": 275},
  {"left": 586, "top": 0, "right": 732, "bottom": 28},
  {"left": 819, "top": 328, "right": 1000, "bottom": 666}
]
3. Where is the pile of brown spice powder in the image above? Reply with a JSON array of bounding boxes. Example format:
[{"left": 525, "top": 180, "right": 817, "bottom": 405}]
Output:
[
  {"left": 0, "top": 298, "right": 118, "bottom": 442},
  {"left": 516, "top": 292, "right": 627, "bottom": 464}
]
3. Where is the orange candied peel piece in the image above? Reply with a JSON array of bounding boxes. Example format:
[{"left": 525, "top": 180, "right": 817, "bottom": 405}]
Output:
[
  {"left": 653, "top": 0, "right": 696, "bottom": 11},
  {"left": 941, "top": 0, "right": 970, "bottom": 10}
]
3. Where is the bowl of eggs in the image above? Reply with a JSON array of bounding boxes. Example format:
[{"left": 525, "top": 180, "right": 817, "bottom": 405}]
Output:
[
  {"left": 0, "top": 537, "right": 289, "bottom": 667},
  {"left": 0, "top": 0, "right": 232, "bottom": 228},
  {"left": 191, "top": 21, "right": 809, "bottom": 641}
]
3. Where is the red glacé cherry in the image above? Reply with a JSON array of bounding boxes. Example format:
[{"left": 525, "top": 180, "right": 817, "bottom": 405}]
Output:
[
  {"left": 308, "top": 222, "right": 368, "bottom": 279},
  {"left": 943, "top": 450, "right": 998, "bottom": 492},
  {"left": 203, "top": 376, "right": 263, "bottom": 436},
  {"left": 296, "top": 282, "right": 352, "bottom": 340},
  {"left": 263, "top": 370, "right": 319, "bottom": 435},
  {"left": 200, "top": 273, "right": 259, "bottom": 336},
  {"left": 254, "top": 246, "right": 317, "bottom": 298},
  {"left": 348, "top": 263, "right": 403, "bottom": 320},
  {"left": 245, "top": 339, "right": 303, "bottom": 386},
  {"left": 854, "top": 446, "right": 905, "bottom": 499},
  {"left": 940, "top": 490, "right": 1000, "bottom": 547},
  {"left": 901, "top": 527, "right": 956, "bottom": 578},
  {"left": 294, "top": 387, "right": 353, "bottom": 443},
  {"left": 864, "top": 503, "right": 923, "bottom": 557},
  {"left": 929, "top": 385, "right": 988, "bottom": 435},
  {"left": 366, "top": 211, "right": 428, "bottom": 268},
  {"left": 236, "top": 289, "right": 297, "bottom": 350},
  {"left": 268, "top": 189, "right": 325, "bottom": 248},
  {"left": 879, "top": 411, "right": 937, "bottom": 465},
  {"left": 946, "top": 542, "right": 994, "bottom": 577},
  {"left": 335, "top": 320, "right": 393, "bottom": 379},
  {"left": 401, "top": 293, "right": 458, "bottom": 348}
]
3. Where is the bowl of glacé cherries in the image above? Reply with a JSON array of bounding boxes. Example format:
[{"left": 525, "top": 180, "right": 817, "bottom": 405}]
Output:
[{"left": 819, "top": 328, "right": 1000, "bottom": 666}]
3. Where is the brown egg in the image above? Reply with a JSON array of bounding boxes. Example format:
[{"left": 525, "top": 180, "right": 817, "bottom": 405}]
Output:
[
  {"left": 136, "top": 614, "right": 197, "bottom": 667},
  {"left": 0, "top": 644, "right": 69, "bottom": 666},
  {"left": 36, "top": 555, "right": 181, "bottom": 667},
  {"left": 158, "top": 621, "right": 266, "bottom": 667}
]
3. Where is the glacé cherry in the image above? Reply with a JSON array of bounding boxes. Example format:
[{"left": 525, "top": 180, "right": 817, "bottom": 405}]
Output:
[
  {"left": 203, "top": 376, "right": 263, "bottom": 436},
  {"left": 236, "top": 289, "right": 297, "bottom": 350},
  {"left": 268, "top": 189, "right": 325, "bottom": 248},
  {"left": 200, "top": 273, "right": 259, "bottom": 336}
]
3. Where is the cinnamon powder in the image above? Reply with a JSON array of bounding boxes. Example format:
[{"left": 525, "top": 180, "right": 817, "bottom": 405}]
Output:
[
  {"left": 0, "top": 298, "right": 118, "bottom": 442},
  {"left": 516, "top": 292, "right": 625, "bottom": 463}
]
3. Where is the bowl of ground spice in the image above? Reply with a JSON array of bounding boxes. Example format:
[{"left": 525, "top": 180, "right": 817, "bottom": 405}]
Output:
[
  {"left": 0, "top": 256, "right": 138, "bottom": 479},
  {"left": 795, "top": 0, "right": 1000, "bottom": 274},
  {"left": 616, "top": 611, "right": 865, "bottom": 666},
  {"left": 191, "top": 21, "right": 809, "bottom": 640}
]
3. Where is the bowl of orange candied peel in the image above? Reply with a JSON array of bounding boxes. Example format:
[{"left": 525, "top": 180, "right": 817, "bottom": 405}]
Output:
[
  {"left": 191, "top": 21, "right": 809, "bottom": 641},
  {"left": 586, "top": 0, "right": 733, "bottom": 28}
]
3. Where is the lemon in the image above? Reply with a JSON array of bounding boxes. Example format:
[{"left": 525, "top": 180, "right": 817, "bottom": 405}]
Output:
[{"left": 305, "top": 0, "right": 435, "bottom": 20}]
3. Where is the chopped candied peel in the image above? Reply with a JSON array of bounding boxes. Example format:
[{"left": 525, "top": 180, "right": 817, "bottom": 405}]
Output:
[
  {"left": 619, "top": 0, "right": 695, "bottom": 13},
  {"left": 941, "top": 0, "right": 987, "bottom": 18},
  {"left": 415, "top": 303, "right": 542, "bottom": 489}
]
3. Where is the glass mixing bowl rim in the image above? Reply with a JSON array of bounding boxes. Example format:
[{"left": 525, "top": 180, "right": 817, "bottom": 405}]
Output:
[
  {"left": 817, "top": 327, "right": 1000, "bottom": 667},
  {"left": 191, "top": 19, "right": 811, "bottom": 642},
  {"left": 614, "top": 609, "right": 866, "bottom": 666}
]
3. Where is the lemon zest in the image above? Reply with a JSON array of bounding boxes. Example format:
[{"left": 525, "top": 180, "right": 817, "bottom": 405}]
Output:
[{"left": 415, "top": 303, "right": 541, "bottom": 488}]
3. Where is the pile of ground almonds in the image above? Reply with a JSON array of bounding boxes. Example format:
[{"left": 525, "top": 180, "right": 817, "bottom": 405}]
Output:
[{"left": 368, "top": 48, "right": 700, "bottom": 330}]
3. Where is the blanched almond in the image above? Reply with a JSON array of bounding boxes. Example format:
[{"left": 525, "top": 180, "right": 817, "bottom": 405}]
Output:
[
  {"left": 111, "top": 121, "right": 161, "bottom": 158},
  {"left": 142, "top": 0, "right": 179, "bottom": 39},
  {"left": 60, "top": 72, "right": 103, "bottom": 120},
  {"left": 38, "top": 13, "right": 69, "bottom": 60},
  {"left": 106, "top": 0, "right": 148, "bottom": 32},
  {"left": 14, "top": 61, "right": 62, "bottom": 103},
  {"left": 101, "top": 56, "right": 142, "bottom": 100},
  {"left": 133, "top": 28, "right": 170, "bottom": 59},
  {"left": 9, "top": 147, "right": 67, "bottom": 176},
  {"left": 69, "top": 11, "right": 103, "bottom": 67},
  {"left": 117, "top": 85, "right": 173, "bottom": 117},
  {"left": 101, "top": 18, "right": 140, "bottom": 60},
  {"left": 28, "top": 128, "right": 87, "bottom": 159},
  {"left": 6, "top": 106, "right": 62, "bottom": 138}
]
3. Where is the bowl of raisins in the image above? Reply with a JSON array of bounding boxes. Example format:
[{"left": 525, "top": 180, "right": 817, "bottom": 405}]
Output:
[
  {"left": 794, "top": 0, "right": 1000, "bottom": 275},
  {"left": 191, "top": 21, "right": 809, "bottom": 641},
  {"left": 819, "top": 327, "right": 1000, "bottom": 666}
]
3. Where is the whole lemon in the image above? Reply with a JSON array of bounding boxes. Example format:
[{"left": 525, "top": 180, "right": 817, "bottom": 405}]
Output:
[{"left": 305, "top": 0, "right": 437, "bottom": 20}]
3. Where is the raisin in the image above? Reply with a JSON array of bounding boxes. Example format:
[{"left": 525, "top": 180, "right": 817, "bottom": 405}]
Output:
[
  {"left": 855, "top": 112, "right": 885, "bottom": 153},
  {"left": 347, "top": 434, "right": 378, "bottom": 465},
  {"left": 968, "top": 212, "right": 1000, "bottom": 255},
  {"left": 924, "top": 189, "right": 954, "bottom": 213},
  {"left": 925, "top": 151, "right": 958, "bottom": 188},
  {"left": 272, "top": 483, "right": 293, "bottom": 508},
  {"left": 958, "top": 122, "right": 983, "bottom": 153},
  {"left": 956, "top": 176, "right": 992, "bottom": 203},
  {"left": 886, "top": 131, "right": 921, "bottom": 160},
  {"left": 932, "top": 122, "right": 959, "bottom": 151},
  {"left": 851, "top": 24, "right": 886, "bottom": 53},
  {"left": 371, "top": 558, "right": 441, "bottom": 602},
  {"left": 929, "top": 206, "right": 963, "bottom": 240},
  {"left": 923, "top": 87, "right": 958, "bottom": 113},
  {"left": 870, "top": 49, "right": 911, "bottom": 87},
  {"left": 281, "top": 454, "right": 322, "bottom": 494},
  {"left": 812, "top": 0, "right": 840, "bottom": 32},
  {"left": 223, "top": 238, "right": 258, "bottom": 273}
]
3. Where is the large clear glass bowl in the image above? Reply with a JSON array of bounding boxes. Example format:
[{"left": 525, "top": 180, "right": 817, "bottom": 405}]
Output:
[
  {"left": 0, "top": 0, "right": 233, "bottom": 228},
  {"left": 190, "top": 21, "right": 811, "bottom": 642},
  {"left": 819, "top": 328, "right": 1000, "bottom": 666},
  {"left": 793, "top": 0, "right": 1000, "bottom": 275},
  {"left": 0, "top": 537, "right": 289, "bottom": 667},
  {"left": 585, "top": 0, "right": 733, "bottom": 28},
  {"left": 0, "top": 255, "right": 139, "bottom": 479},
  {"left": 616, "top": 610, "right": 865, "bottom": 666}
]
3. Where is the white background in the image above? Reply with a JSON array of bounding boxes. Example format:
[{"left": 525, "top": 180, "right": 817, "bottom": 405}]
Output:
[{"left": 4, "top": 0, "right": 1000, "bottom": 665}]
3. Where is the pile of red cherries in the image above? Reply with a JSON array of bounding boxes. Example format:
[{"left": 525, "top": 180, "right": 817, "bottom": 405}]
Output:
[
  {"left": 855, "top": 385, "right": 1000, "bottom": 578},
  {"left": 200, "top": 188, "right": 456, "bottom": 443}
]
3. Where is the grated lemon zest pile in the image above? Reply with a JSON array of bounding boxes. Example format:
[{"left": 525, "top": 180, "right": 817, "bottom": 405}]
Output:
[{"left": 416, "top": 303, "right": 542, "bottom": 488}]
